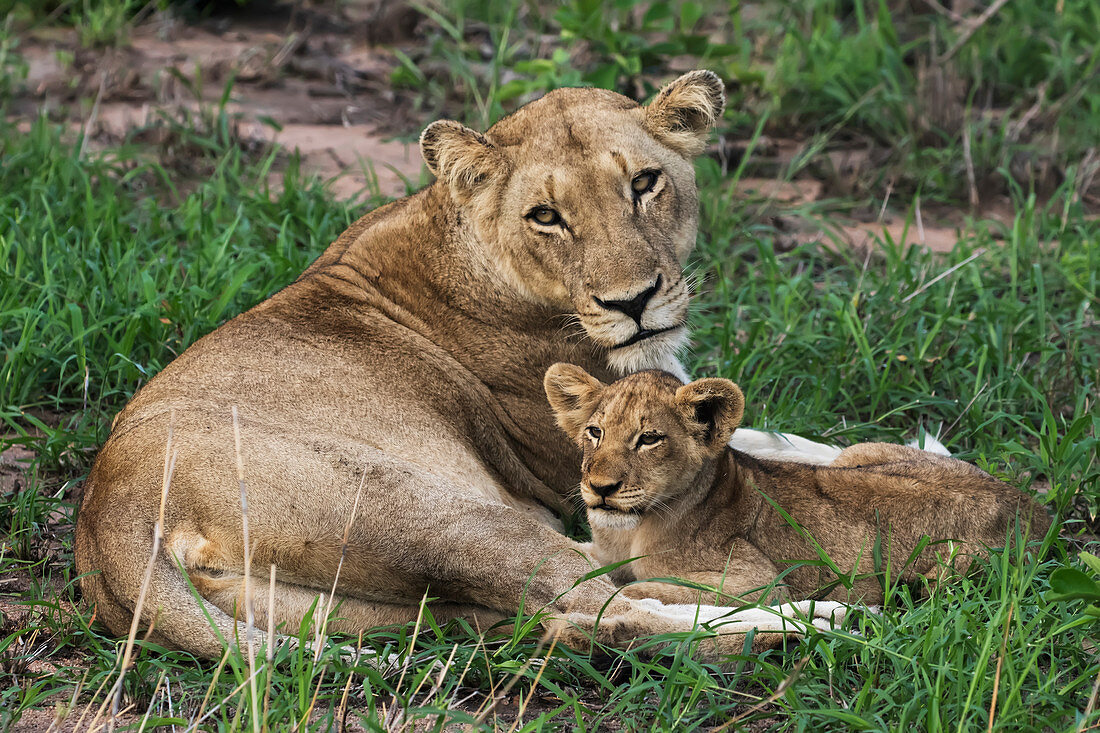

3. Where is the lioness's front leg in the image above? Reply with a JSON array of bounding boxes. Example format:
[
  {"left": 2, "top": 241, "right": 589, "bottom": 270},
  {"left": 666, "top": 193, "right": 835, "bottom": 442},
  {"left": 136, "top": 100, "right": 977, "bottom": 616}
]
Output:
[{"left": 348, "top": 466, "right": 844, "bottom": 661}]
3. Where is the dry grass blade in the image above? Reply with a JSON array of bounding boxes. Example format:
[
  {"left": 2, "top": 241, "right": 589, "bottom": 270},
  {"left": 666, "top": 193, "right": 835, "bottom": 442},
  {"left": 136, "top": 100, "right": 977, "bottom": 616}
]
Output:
[
  {"left": 70, "top": 665, "right": 116, "bottom": 733},
  {"left": 962, "top": 121, "right": 979, "bottom": 209},
  {"left": 295, "top": 667, "right": 329, "bottom": 732},
  {"left": 401, "top": 643, "right": 460, "bottom": 730},
  {"left": 384, "top": 595, "right": 430, "bottom": 732},
  {"left": 901, "top": 248, "right": 987, "bottom": 304},
  {"left": 184, "top": 667, "right": 266, "bottom": 732},
  {"left": 506, "top": 636, "right": 558, "bottom": 733},
  {"left": 78, "top": 73, "right": 106, "bottom": 159},
  {"left": 336, "top": 630, "right": 365, "bottom": 733},
  {"left": 317, "top": 470, "right": 367, "bottom": 661},
  {"left": 192, "top": 646, "right": 232, "bottom": 727},
  {"left": 231, "top": 405, "right": 262, "bottom": 733},
  {"left": 713, "top": 653, "right": 812, "bottom": 731},
  {"left": 938, "top": 0, "right": 1012, "bottom": 63},
  {"left": 471, "top": 626, "right": 558, "bottom": 728},
  {"left": 95, "top": 413, "right": 177, "bottom": 733},
  {"left": 136, "top": 669, "right": 168, "bottom": 733},
  {"left": 1079, "top": 662, "right": 1100, "bottom": 733},
  {"left": 263, "top": 563, "right": 277, "bottom": 724},
  {"left": 50, "top": 669, "right": 87, "bottom": 732}
]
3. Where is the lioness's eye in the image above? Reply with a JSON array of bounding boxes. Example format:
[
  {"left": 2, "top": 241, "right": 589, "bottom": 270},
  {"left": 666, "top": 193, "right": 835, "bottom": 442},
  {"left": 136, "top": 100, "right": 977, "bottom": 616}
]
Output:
[
  {"left": 636, "top": 432, "right": 664, "bottom": 447},
  {"left": 631, "top": 170, "right": 659, "bottom": 195},
  {"left": 585, "top": 426, "right": 602, "bottom": 442},
  {"left": 527, "top": 207, "right": 563, "bottom": 227}
]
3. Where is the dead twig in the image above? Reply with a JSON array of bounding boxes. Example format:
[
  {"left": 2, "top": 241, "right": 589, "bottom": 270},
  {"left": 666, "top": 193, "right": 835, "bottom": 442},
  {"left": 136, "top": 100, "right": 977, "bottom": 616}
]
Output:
[
  {"left": 938, "top": 0, "right": 1012, "bottom": 64},
  {"left": 79, "top": 74, "right": 107, "bottom": 159},
  {"left": 1079, "top": 660, "right": 1100, "bottom": 733},
  {"left": 922, "top": 0, "right": 965, "bottom": 22},
  {"left": 901, "top": 248, "right": 987, "bottom": 304},
  {"left": 962, "top": 118, "right": 979, "bottom": 209}
]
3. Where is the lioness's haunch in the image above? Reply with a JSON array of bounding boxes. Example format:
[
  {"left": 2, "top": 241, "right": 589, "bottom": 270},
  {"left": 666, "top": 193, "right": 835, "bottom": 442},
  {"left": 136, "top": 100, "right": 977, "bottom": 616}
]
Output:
[
  {"left": 544, "top": 365, "right": 1051, "bottom": 605},
  {"left": 76, "top": 71, "right": 849, "bottom": 660}
]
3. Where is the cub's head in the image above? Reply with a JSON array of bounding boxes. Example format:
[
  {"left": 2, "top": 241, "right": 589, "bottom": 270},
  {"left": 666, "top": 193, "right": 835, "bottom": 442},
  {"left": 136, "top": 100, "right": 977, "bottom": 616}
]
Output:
[
  {"left": 420, "top": 71, "right": 725, "bottom": 373},
  {"left": 543, "top": 363, "right": 743, "bottom": 529}
]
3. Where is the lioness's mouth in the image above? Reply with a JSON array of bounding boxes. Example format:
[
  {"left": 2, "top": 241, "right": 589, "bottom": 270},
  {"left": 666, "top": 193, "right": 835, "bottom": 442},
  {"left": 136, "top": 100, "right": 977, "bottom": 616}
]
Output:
[
  {"left": 589, "top": 501, "right": 644, "bottom": 515},
  {"left": 610, "top": 324, "right": 682, "bottom": 350}
]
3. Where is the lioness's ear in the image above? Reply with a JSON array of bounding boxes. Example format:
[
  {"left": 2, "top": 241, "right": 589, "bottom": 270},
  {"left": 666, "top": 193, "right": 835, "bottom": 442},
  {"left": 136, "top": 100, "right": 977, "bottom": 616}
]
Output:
[
  {"left": 675, "top": 378, "right": 744, "bottom": 451},
  {"left": 644, "top": 69, "right": 725, "bottom": 157},
  {"left": 544, "top": 363, "right": 604, "bottom": 440},
  {"left": 420, "top": 120, "right": 507, "bottom": 200}
]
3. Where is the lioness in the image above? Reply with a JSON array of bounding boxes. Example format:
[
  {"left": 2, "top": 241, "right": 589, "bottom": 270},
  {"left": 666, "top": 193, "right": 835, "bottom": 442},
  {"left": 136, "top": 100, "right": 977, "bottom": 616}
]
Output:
[
  {"left": 544, "top": 365, "right": 1051, "bottom": 605},
  {"left": 76, "top": 71, "right": 850, "bottom": 661}
]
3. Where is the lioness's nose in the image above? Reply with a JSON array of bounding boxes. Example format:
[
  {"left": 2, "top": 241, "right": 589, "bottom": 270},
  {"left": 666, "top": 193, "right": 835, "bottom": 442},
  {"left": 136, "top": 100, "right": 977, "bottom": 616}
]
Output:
[
  {"left": 590, "top": 480, "right": 623, "bottom": 498},
  {"left": 593, "top": 274, "right": 662, "bottom": 324}
]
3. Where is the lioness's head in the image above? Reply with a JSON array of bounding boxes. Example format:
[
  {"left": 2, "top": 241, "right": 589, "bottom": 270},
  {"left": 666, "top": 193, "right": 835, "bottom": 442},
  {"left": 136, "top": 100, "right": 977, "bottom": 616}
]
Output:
[
  {"left": 420, "top": 71, "right": 725, "bottom": 373},
  {"left": 543, "top": 363, "right": 743, "bottom": 529}
]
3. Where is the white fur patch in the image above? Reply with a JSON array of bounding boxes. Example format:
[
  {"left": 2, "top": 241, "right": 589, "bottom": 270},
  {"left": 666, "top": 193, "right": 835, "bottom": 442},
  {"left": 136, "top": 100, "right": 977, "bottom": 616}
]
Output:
[
  {"left": 906, "top": 434, "right": 951, "bottom": 456},
  {"left": 605, "top": 326, "right": 690, "bottom": 375},
  {"left": 634, "top": 598, "right": 849, "bottom": 634},
  {"left": 729, "top": 429, "right": 843, "bottom": 465},
  {"left": 587, "top": 508, "right": 642, "bottom": 530}
]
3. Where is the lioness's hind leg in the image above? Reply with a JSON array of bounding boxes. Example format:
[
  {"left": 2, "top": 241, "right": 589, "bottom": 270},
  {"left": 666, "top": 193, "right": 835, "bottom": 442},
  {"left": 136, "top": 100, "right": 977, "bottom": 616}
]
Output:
[{"left": 192, "top": 569, "right": 507, "bottom": 637}]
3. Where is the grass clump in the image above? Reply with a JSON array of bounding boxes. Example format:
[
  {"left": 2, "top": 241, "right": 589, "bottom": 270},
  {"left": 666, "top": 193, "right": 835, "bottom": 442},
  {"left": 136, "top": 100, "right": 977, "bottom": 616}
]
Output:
[{"left": 1, "top": 0, "right": 1098, "bottom": 730}]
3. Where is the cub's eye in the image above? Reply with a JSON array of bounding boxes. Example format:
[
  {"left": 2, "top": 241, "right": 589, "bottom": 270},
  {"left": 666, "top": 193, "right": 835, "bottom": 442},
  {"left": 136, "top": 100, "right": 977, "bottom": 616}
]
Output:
[
  {"left": 636, "top": 432, "right": 664, "bottom": 447},
  {"left": 527, "top": 207, "right": 563, "bottom": 227},
  {"left": 585, "top": 426, "right": 602, "bottom": 442},
  {"left": 631, "top": 170, "right": 659, "bottom": 196}
]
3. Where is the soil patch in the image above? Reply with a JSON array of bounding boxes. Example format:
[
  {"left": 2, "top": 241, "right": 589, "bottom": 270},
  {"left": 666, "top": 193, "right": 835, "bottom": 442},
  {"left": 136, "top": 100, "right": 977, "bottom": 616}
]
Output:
[{"left": 12, "top": 2, "right": 426, "bottom": 199}]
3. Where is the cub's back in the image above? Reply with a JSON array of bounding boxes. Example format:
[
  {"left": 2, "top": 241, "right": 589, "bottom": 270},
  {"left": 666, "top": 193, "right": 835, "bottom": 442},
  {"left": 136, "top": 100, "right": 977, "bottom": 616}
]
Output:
[{"left": 750, "top": 443, "right": 1050, "bottom": 551}]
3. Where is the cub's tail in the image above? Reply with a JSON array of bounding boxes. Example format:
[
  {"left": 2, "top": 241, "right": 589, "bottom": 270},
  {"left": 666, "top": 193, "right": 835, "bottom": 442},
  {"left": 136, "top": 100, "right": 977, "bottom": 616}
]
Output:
[{"left": 731, "top": 428, "right": 950, "bottom": 465}]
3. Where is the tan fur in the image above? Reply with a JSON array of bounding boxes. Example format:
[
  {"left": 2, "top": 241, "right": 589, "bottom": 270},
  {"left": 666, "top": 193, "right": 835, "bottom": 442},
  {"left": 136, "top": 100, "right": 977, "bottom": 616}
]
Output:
[
  {"left": 76, "top": 72, "right": 835, "bottom": 660},
  {"left": 545, "top": 366, "right": 1052, "bottom": 606}
]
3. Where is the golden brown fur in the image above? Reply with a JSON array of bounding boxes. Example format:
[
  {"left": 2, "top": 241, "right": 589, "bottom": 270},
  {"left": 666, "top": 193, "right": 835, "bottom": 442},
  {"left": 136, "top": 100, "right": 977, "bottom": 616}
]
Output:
[
  {"left": 76, "top": 72, "right": 851, "bottom": 660},
  {"left": 545, "top": 365, "right": 1052, "bottom": 606}
]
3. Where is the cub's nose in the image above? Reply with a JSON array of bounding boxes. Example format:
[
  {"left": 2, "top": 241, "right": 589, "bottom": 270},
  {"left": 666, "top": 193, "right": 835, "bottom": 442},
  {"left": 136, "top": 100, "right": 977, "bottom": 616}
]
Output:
[
  {"left": 593, "top": 274, "right": 662, "bottom": 325},
  {"left": 590, "top": 480, "right": 623, "bottom": 498}
]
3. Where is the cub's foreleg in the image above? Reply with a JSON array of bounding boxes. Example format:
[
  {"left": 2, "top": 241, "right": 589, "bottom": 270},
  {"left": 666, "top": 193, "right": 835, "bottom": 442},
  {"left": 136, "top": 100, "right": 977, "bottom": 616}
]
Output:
[{"left": 622, "top": 540, "right": 786, "bottom": 606}]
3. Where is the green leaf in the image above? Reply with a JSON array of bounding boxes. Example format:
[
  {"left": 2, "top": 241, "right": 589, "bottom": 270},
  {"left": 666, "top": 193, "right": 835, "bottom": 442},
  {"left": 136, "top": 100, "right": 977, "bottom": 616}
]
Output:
[
  {"left": 586, "top": 64, "right": 618, "bottom": 90},
  {"left": 1046, "top": 567, "right": 1100, "bottom": 603},
  {"left": 575, "top": 556, "right": 644, "bottom": 586},
  {"left": 1080, "top": 552, "right": 1100, "bottom": 577},
  {"left": 680, "top": 2, "right": 703, "bottom": 32}
]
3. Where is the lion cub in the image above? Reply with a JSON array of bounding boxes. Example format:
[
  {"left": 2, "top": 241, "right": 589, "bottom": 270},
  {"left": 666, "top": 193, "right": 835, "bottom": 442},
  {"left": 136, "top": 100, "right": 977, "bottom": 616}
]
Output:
[{"left": 544, "top": 365, "right": 1050, "bottom": 605}]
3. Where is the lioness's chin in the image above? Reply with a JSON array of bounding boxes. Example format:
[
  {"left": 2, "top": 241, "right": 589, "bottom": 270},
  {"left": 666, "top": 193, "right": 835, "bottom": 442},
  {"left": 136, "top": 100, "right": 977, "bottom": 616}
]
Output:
[
  {"left": 604, "top": 326, "right": 689, "bottom": 375},
  {"left": 587, "top": 508, "right": 643, "bottom": 530}
]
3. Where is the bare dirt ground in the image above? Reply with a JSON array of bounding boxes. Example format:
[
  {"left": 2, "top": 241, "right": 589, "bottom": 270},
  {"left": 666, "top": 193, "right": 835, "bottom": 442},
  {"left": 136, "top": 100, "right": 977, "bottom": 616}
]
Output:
[
  {"left": 13, "top": 2, "right": 427, "bottom": 199},
  {"left": 5, "top": 0, "right": 1015, "bottom": 252}
]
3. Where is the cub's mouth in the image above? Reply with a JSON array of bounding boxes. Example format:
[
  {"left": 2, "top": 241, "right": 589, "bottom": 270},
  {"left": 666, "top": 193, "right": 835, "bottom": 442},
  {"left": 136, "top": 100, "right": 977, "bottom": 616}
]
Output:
[{"left": 610, "top": 324, "right": 682, "bottom": 350}]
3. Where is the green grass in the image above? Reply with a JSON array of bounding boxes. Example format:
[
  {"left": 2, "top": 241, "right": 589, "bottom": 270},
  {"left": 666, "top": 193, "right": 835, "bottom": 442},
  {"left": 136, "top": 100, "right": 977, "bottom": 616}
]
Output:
[{"left": 2, "top": 0, "right": 1099, "bottom": 730}]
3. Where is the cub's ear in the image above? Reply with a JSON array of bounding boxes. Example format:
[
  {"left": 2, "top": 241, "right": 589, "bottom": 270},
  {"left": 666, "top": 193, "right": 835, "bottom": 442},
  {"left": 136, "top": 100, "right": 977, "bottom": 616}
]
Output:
[
  {"left": 674, "top": 378, "right": 744, "bottom": 451},
  {"left": 544, "top": 363, "right": 604, "bottom": 440},
  {"left": 644, "top": 69, "right": 726, "bottom": 157},
  {"left": 420, "top": 120, "right": 507, "bottom": 201}
]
